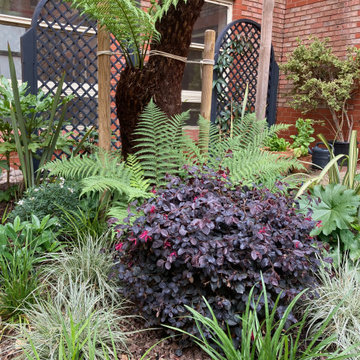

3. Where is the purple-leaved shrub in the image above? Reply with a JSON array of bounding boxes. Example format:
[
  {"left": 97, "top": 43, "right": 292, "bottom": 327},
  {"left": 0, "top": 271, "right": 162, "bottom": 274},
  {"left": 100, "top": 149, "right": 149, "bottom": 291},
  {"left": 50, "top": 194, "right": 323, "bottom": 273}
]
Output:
[{"left": 112, "top": 167, "right": 322, "bottom": 337}]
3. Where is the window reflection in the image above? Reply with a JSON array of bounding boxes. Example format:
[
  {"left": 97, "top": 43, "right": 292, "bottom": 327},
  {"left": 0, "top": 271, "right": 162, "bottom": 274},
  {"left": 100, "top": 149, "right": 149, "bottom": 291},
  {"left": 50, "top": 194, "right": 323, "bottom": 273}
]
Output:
[
  {"left": 0, "top": 0, "right": 37, "bottom": 18},
  {"left": 192, "top": 2, "right": 228, "bottom": 44}
]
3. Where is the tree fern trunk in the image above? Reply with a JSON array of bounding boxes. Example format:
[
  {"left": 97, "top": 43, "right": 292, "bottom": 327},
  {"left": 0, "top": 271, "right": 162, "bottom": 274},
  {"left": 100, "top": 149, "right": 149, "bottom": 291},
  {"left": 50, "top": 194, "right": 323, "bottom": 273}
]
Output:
[{"left": 115, "top": 0, "right": 205, "bottom": 158}]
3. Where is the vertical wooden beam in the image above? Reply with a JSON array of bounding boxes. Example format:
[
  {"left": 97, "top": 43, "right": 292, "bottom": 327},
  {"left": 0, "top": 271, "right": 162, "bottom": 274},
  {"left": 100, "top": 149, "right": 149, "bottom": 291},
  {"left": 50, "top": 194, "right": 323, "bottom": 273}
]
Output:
[
  {"left": 255, "top": 0, "right": 275, "bottom": 122},
  {"left": 97, "top": 25, "right": 111, "bottom": 152},
  {"left": 199, "top": 29, "right": 216, "bottom": 154}
]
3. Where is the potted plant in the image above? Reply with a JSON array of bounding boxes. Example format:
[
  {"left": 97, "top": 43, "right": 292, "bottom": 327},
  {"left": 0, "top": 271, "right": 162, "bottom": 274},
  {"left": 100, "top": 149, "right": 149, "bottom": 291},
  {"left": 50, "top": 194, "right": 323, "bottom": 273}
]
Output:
[
  {"left": 290, "top": 118, "right": 315, "bottom": 171},
  {"left": 281, "top": 37, "right": 360, "bottom": 155},
  {"left": 264, "top": 133, "right": 295, "bottom": 159}
]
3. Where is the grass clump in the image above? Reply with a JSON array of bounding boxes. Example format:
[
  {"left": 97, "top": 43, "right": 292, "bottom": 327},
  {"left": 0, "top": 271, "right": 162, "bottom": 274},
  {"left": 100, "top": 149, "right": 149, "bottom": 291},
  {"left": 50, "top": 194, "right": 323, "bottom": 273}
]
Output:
[
  {"left": 16, "top": 278, "right": 128, "bottom": 359},
  {"left": 42, "top": 233, "right": 118, "bottom": 303},
  {"left": 306, "top": 258, "right": 360, "bottom": 358}
]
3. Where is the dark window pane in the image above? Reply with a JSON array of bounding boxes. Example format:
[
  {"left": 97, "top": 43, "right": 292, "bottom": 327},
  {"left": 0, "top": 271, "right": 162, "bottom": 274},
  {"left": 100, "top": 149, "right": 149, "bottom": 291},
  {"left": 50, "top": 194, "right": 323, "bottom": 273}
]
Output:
[
  {"left": 192, "top": 2, "right": 228, "bottom": 44},
  {"left": 0, "top": 0, "right": 37, "bottom": 18},
  {"left": 182, "top": 102, "right": 201, "bottom": 126},
  {"left": 182, "top": 49, "right": 202, "bottom": 91}
]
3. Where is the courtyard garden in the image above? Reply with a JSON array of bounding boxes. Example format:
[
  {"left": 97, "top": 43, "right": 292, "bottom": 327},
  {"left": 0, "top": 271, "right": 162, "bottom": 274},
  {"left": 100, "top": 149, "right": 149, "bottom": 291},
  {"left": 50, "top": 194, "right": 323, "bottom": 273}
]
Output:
[{"left": 2, "top": 0, "right": 360, "bottom": 359}]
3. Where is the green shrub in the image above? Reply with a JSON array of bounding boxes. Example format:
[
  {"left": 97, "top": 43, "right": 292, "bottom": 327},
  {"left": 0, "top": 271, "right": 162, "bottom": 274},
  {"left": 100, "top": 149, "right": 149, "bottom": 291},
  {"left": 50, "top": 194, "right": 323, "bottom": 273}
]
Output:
[
  {"left": 281, "top": 37, "right": 360, "bottom": 142},
  {"left": 10, "top": 179, "right": 82, "bottom": 224},
  {"left": 10, "top": 179, "right": 104, "bottom": 238}
]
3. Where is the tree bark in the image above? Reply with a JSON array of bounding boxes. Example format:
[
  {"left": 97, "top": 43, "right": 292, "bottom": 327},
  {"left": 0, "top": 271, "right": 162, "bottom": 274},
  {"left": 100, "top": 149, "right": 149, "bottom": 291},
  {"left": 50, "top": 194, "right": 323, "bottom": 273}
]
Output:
[{"left": 115, "top": 0, "right": 205, "bottom": 158}]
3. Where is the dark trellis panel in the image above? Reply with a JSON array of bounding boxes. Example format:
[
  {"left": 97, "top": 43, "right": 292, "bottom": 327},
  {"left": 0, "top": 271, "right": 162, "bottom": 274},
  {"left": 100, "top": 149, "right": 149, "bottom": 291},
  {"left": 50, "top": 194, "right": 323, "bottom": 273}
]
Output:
[
  {"left": 211, "top": 19, "right": 279, "bottom": 126},
  {"left": 21, "top": 0, "right": 125, "bottom": 150}
]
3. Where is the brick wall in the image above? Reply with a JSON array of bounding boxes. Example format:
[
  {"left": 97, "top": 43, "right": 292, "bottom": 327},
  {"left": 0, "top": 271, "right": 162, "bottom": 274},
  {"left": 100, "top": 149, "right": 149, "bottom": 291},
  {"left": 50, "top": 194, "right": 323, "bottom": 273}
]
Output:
[
  {"left": 232, "top": 0, "right": 360, "bottom": 142},
  {"left": 277, "top": 0, "right": 360, "bottom": 142}
]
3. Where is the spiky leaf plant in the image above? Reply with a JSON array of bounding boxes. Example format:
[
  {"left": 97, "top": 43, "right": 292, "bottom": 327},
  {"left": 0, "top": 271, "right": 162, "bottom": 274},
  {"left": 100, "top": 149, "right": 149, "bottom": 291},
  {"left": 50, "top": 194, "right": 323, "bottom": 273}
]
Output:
[{"left": 305, "top": 259, "right": 360, "bottom": 359}]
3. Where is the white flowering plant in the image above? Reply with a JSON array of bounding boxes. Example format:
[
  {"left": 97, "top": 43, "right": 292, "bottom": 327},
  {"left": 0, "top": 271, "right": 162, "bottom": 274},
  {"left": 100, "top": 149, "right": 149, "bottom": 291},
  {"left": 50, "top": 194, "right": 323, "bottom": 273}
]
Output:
[{"left": 10, "top": 179, "right": 84, "bottom": 228}]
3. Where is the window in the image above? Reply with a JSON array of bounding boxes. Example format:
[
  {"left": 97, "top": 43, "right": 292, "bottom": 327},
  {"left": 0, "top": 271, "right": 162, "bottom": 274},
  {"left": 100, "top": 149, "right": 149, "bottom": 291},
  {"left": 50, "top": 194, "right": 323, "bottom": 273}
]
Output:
[
  {"left": 182, "top": 0, "right": 232, "bottom": 126},
  {"left": 0, "top": 0, "right": 37, "bottom": 18},
  {"left": 0, "top": 1, "right": 36, "bottom": 78}
]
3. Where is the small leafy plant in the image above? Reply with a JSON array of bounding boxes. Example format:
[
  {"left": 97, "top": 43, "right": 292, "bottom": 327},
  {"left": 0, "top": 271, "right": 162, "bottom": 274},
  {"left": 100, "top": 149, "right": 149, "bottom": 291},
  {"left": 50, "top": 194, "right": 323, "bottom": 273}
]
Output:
[
  {"left": 113, "top": 167, "right": 322, "bottom": 339},
  {"left": 0, "top": 214, "right": 58, "bottom": 320},
  {"left": 10, "top": 179, "right": 82, "bottom": 225},
  {"left": 299, "top": 184, "right": 360, "bottom": 261},
  {"left": 265, "top": 133, "right": 291, "bottom": 152},
  {"left": 0, "top": 214, "right": 61, "bottom": 256},
  {"left": 290, "top": 118, "right": 315, "bottom": 157}
]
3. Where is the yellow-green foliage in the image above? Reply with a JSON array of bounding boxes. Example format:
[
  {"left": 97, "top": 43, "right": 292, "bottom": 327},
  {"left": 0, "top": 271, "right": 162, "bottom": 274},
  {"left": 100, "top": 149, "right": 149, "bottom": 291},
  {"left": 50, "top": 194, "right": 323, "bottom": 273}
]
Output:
[{"left": 281, "top": 37, "right": 360, "bottom": 141}]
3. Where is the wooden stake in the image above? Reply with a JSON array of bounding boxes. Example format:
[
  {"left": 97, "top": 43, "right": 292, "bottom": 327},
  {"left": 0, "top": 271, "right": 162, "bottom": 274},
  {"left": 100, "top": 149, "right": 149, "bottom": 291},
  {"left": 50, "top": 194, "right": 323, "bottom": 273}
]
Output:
[
  {"left": 255, "top": 0, "right": 275, "bottom": 122},
  {"left": 200, "top": 29, "right": 216, "bottom": 154},
  {"left": 97, "top": 25, "right": 111, "bottom": 152}
]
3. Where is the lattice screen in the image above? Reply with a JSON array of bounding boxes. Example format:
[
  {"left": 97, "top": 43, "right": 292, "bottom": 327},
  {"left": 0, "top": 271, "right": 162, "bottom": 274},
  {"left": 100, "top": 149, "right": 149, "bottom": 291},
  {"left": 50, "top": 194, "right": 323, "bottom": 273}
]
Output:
[
  {"left": 211, "top": 19, "right": 279, "bottom": 126},
  {"left": 21, "top": 0, "right": 125, "bottom": 150}
]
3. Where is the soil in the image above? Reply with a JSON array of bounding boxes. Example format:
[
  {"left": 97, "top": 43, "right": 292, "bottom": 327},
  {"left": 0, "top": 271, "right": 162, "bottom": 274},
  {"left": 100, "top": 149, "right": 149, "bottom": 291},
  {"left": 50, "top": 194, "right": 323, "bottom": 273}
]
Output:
[{"left": 123, "top": 317, "right": 210, "bottom": 360}]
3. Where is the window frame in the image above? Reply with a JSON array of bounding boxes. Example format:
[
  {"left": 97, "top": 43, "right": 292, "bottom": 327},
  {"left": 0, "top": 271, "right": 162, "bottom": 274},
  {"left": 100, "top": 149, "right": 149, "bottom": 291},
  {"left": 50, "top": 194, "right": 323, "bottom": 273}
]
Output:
[{"left": 182, "top": 0, "right": 233, "bottom": 108}]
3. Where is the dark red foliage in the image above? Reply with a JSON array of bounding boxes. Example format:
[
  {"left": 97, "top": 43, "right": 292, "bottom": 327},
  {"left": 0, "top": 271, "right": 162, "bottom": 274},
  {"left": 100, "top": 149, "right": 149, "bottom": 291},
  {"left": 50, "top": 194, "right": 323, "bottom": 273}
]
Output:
[{"left": 112, "top": 167, "right": 322, "bottom": 337}]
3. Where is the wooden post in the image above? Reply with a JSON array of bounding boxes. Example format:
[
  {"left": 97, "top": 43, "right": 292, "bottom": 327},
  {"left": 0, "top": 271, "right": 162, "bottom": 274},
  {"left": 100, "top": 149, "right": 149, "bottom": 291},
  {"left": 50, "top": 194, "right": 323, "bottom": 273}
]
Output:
[
  {"left": 255, "top": 0, "right": 275, "bottom": 122},
  {"left": 97, "top": 25, "right": 111, "bottom": 152},
  {"left": 200, "top": 29, "right": 216, "bottom": 154}
]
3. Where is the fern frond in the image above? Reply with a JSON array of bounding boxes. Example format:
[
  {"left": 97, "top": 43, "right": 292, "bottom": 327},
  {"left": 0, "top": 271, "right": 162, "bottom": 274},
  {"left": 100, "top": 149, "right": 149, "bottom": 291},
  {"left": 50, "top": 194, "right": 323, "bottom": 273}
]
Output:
[
  {"left": 81, "top": 176, "right": 148, "bottom": 200},
  {"left": 154, "top": 0, "right": 188, "bottom": 22},
  {"left": 223, "top": 149, "right": 302, "bottom": 188},
  {"left": 126, "top": 154, "right": 151, "bottom": 191},
  {"left": 134, "top": 99, "right": 190, "bottom": 186},
  {"left": 71, "top": 0, "right": 156, "bottom": 67},
  {"left": 43, "top": 152, "right": 130, "bottom": 181}
]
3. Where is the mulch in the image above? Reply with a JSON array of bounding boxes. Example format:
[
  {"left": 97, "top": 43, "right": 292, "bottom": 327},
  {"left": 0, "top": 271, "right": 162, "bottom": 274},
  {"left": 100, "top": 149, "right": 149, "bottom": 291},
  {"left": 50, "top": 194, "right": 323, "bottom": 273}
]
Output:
[{"left": 121, "top": 315, "right": 210, "bottom": 360}]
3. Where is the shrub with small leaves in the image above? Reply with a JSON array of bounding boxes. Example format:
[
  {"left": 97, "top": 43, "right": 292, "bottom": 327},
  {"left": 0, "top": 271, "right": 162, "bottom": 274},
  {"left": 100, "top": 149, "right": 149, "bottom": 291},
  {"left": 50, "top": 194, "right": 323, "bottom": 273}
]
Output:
[
  {"left": 10, "top": 179, "right": 83, "bottom": 225},
  {"left": 112, "top": 167, "right": 323, "bottom": 339}
]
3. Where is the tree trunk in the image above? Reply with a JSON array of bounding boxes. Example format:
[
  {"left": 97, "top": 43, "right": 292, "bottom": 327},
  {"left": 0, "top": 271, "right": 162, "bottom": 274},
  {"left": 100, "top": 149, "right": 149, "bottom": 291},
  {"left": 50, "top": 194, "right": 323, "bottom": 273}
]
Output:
[{"left": 115, "top": 0, "right": 205, "bottom": 158}]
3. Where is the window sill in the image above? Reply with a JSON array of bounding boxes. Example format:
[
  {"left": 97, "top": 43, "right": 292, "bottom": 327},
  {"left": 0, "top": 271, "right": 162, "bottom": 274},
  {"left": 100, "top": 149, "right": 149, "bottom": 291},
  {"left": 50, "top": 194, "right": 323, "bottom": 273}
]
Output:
[{"left": 0, "top": 14, "right": 32, "bottom": 27}]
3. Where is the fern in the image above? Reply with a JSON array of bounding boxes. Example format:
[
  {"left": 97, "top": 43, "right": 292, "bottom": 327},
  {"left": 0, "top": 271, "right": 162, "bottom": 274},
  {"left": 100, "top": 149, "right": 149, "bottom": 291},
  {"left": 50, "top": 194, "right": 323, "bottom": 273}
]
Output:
[
  {"left": 133, "top": 100, "right": 190, "bottom": 186},
  {"left": 202, "top": 115, "right": 300, "bottom": 187},
  {"left": 43, "top": 152, "right": 129, "bottom": 180},
  {"left": 132, "top": 100, "right": 301, "bottom": 189},
  {"left": 126, "top": 154, "right": 151, "bottom": 191},
  {"left": 42, "top": 151, "right": 151, "bottom": 220},
  {"left": 81, "top": 176, "right": 148, "bottom": 200},
  {"left": 70, "top": 0, "right": 186, "bottom": 68}
]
